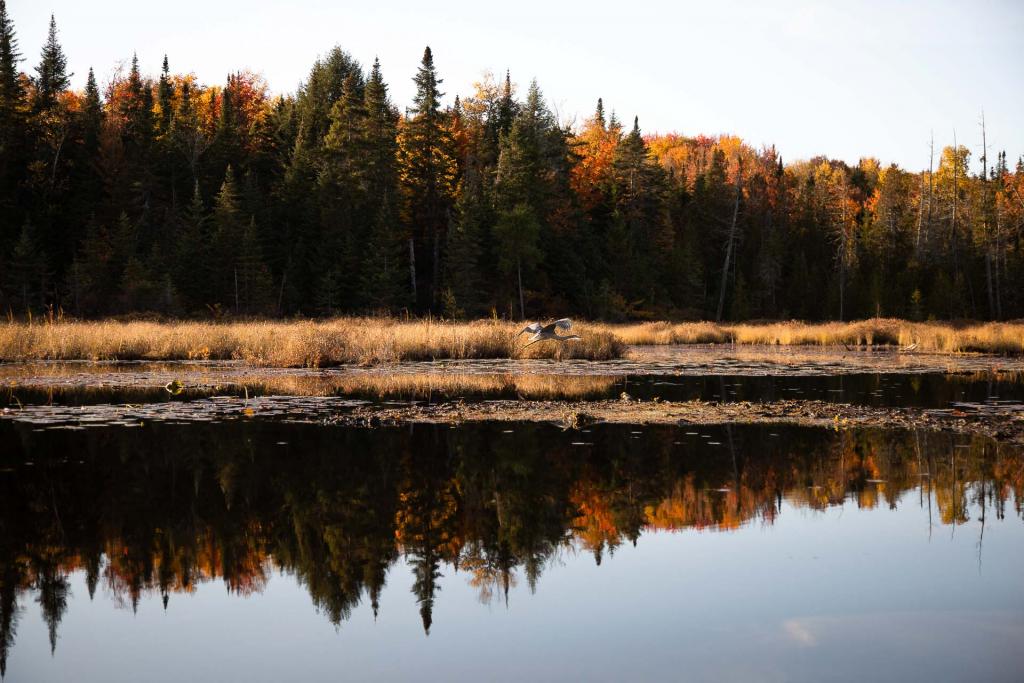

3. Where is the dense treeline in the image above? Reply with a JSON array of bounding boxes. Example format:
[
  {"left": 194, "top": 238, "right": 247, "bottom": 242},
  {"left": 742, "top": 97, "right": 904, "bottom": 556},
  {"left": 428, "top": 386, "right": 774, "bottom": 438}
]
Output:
[{"left": 1, "top": 6, "right": 1023, "bottom": 321}]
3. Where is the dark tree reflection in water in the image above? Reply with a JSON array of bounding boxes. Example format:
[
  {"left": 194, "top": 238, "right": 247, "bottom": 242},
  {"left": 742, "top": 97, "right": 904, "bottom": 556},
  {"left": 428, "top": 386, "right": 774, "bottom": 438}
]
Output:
[{"left": 0, "top": 420, "right": 1022, "bottom": 677}]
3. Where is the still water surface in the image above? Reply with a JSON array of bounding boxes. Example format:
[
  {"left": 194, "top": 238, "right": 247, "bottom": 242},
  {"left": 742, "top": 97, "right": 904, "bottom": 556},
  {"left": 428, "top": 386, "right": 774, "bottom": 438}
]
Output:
[{"left": 1, "top": 420, "right": 1022, "bottom": 681}]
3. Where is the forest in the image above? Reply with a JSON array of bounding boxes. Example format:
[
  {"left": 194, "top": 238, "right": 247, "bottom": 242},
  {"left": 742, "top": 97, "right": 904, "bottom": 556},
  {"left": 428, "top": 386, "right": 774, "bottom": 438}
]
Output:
[{"left": 1, "top": 5, "right": 1023, "bottom": 322}]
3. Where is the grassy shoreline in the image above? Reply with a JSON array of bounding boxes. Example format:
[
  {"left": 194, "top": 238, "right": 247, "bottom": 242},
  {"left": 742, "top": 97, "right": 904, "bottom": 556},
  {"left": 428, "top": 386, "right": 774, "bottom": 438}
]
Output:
[
  {"left": 0, "top": 318, "right": 1021, "bottom": 366},
  {"left": 0, "top": 318, "right": 624, "bottom": 366},
  {"left": 595, "top": 318, "right": 1024, "bottom": 355}
]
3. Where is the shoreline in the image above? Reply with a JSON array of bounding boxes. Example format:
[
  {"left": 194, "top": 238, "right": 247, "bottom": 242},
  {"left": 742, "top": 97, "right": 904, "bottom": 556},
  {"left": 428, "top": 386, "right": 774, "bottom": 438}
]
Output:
[{"left": 1, "top": 318, "right": 1022, "bottom": 366}]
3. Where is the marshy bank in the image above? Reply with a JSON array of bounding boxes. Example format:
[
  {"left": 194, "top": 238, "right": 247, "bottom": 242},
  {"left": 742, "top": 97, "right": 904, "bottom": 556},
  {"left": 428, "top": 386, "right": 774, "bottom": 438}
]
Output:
[
  {"left": 1, "top": 317, "right": 1022, "bottom": 366},
  {"left": 0, "top": 318, "right": 624, "bottom": 365},
  {"left": 600, "top": 318, "right": 1024, "bottom": 354}
]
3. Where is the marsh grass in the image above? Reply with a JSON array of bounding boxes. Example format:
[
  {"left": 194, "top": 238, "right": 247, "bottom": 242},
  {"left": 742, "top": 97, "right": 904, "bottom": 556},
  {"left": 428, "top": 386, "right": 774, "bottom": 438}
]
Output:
[
  {"left": 0, "top": 318, "right": 624, "bottom": 366},
  {"left": 1, "top": 370, "right": 619, "bottom": 404},
  {"left": 253, "top": 372, "right": 618, "bottom": 400},
  {"left": 596, "top": 319, "right": 1024, "bottom": 355},
  {"left": 1, "top": 317, "right": 1021, "bottom": 366}
]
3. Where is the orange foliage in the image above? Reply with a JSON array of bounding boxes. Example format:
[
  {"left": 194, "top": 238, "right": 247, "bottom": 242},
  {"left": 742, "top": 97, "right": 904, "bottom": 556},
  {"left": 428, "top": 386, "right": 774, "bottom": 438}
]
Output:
[{"left": 571, "top": 113, "right": 619, "bottom": 210}]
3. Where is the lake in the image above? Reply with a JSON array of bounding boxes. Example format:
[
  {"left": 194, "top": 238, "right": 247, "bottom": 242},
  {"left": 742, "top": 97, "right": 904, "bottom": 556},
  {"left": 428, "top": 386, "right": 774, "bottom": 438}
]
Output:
[{"left": 2, "top": 419, "right": 1022, "bottom": 682}]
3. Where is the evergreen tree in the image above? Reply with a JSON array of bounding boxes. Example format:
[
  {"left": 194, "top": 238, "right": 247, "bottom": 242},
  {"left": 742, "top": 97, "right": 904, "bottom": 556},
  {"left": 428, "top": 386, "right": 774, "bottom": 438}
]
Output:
[
  {"left": 610, "top": 116, "right": 671, "bottom": 307},
  {"left": 157, "top": 55, "right": 173, "bottom": 134},
  {"left": 444, "top": 156, "right": 486, "bottom": 317},
  {"left": 4, "top": 221, "right": 49, "bottom": 311},
  {"left": 32, "top": 14, "right": 69, "bottom": 112},
  {"left": 175, "top": 182, "right": 213, "bottom": 311},
  {"left": 82, "top": 67, "right": 102, "bottom": 149},
  {"left": 359, "top": 196, "right": 404, "bottom": 310},
  {"left": 398, "top": 46, "right": 457, "bottom": 311},
  {"left": 212, "top": 165, "right": 243, "bottom": 309},
  {"left": 0, "top": 0, "right": 26, "bottom": 245},
  {"left": 237, "top": 216, "right": 272, "bottom": 314}
]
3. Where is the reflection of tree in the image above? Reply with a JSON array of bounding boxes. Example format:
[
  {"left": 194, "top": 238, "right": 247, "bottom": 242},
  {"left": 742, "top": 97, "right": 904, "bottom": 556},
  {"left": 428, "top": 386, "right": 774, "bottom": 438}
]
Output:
[
  {"left": 0, "top": 420, "right": 1021, "bottom": 663},
  {"left": 0, "top": 562, "right": 23, "bottom": 678},
  {"left": 395, "top": 430, "right": 462, "bottom": 634},
  {"left": 34, "top": 567, "right": 68, "bottom": 655}
]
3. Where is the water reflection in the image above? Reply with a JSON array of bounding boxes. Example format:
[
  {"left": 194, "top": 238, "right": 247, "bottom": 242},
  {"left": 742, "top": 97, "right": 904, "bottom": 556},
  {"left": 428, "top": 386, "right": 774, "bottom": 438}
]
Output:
[
  {"left": 1, "top": 420, "right": 1020, "bottom": 676},
  {"left": 4, "top": 369, "right": 1023, "bottom": 410}
]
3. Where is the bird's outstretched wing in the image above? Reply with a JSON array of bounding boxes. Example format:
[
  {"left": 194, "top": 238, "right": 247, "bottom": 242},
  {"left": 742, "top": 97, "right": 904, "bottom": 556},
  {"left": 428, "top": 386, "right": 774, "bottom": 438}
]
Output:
[
  {"left": 542, "top": 318, "right": 572, "bottom": 334},
  {"left": 517, "top": 322, "right": 542, "bottom": 337}
]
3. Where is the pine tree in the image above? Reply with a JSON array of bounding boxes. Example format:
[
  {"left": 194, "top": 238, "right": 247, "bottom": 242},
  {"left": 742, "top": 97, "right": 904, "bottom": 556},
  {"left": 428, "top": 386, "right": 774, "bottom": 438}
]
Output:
[
  {"left": 175, "top": 182, "right": 213, "bottom": 311},
  {"left": 360, "top": 196, "right": 403, "bottom": 311},
  {"left": 157, "top": 55, "right": 173, "bottom": 134},
  {"left": 119, "top": 254, "right": 159, "bottom": 312},
  {"left": 82, "top": 67, "right": 101, "bottom": 149},
  {"left": 610, "top": 116, "right": 671, "bottom": 308},
  {"left": 4, "top": 221, "right": 49, "bottom": 311},
  {"left": 237, "top": 216, "right": 272, "bottom": 313},
  {"left": 316, "top": 71, "right": 368, "bottom": 312},
  {"left": 212, "top": 165, "right": 243, "bottom": 309},
  {"left": 444, "top": 155, "right": 486, "bottom": 316},
  {"left": 357, "top": 61, "right": 403, "bottom": 311},
  {"left": 398, "top": 46, "right": 457, "bottom": 311},
  {"left": 495, "top": 69, "right": 516, "bottom": 138},
  {"left": 362, "top": 58, "right": 399, "bottom": 199},
  {"left": 0, "top": 0, "right": 26, "bottom": 242},
  {"left": 0, "top": 0, "right": 19, "bottom": 129},
  {"left": 68, "top": 216, "right": 114, "bottom": 315},
  {"left": 33, "top": 14, "right": 69, "bottom": 111}
]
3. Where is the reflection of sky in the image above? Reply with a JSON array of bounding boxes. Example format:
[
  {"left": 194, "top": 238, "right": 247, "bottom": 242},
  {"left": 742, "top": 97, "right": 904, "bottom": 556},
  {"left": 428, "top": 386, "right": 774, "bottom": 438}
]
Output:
[{"left": 10, "top": 494, "right": 1024, "bottom": 682}]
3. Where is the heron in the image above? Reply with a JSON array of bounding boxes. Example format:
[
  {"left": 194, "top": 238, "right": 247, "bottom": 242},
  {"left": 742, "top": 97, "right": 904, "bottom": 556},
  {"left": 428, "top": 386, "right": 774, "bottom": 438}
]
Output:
[{"left": 517, "top": 318, "right": 581, "bottom": 348}]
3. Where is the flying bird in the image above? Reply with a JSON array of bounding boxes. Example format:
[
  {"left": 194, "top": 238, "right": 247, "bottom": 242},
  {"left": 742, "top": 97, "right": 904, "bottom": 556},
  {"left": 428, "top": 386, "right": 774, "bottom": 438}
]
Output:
[{"left": 517, "top": 318, "right": 582, "bottom": 348}]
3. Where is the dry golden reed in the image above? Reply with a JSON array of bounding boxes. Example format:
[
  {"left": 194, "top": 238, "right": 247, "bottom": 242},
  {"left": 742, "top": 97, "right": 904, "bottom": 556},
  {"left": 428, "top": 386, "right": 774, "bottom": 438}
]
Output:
[
  {"left": 591, "top": 318, "right": 1024, "bottom": 355},
  {"left": 249, "top": 372, "right": 617, "bottom": 400},
  {"left": 0, "top": 318, "right": 624, "bottom": 367},
  {"left": 1, "top": 317, "right": 1021, "bottom": 367}
]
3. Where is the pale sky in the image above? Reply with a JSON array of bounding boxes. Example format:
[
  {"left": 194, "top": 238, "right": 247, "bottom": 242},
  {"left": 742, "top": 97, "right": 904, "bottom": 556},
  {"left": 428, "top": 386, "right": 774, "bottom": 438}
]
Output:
[{"left": 8, "top": 0, "right": 1023, "bottom": 172}]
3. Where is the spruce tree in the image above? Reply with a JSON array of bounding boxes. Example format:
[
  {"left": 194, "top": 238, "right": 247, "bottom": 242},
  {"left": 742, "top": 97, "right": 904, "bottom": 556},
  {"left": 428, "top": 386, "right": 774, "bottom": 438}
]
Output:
[
  {"left": 398, "top": 46, "right": 457, "bottom": 310},
  {"left": 82, "top": 67, "right": 102, "bottom": 149},
  {"left": 610, "top": 116, "right": 671, "bottom": 308},
  {"left": 317, "top": 70, "right": 368, "bottom": 311},
  {"left": 360, "top": 197, "right": 404, "bottom": 311},
  {"left": 358, "top": 59, "right": 403, "bottom": 310},
  {"left": 4, "top": 221, "right": 49, "bottom": 311},
  {"left": 362, "top": 58, "right": 398, "bottom": 199},
  {"left": 212, "top": 165, "right": 242, "bottom": 309},
  {"left": 33, "top": 14, "right": 69, "bottom": 112},
  {"left": 157, "top": 55, "right": 173, "bottom": 134},
  {"left": 237, "top": 216, "right": 272, "bottom": 314},
  {"left": 175, "top": 182, "right": 213, "bottom": 311},
  {"left": 492, "top": 80, "right": 554, "bottom": 317},
  {"left": 0, "top": 0, "right": 26, "bottom": 241},
  {"left": 444, "top": 155, "right": 485, "bottom": 316},
  {"left": 69, "top": 216, "right": 113, "bottom": 315}
]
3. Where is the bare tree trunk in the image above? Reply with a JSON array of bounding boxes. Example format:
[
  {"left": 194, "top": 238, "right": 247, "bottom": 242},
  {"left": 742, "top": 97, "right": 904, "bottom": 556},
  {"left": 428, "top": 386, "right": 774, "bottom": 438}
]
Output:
[
  {"left": 925, "top": 133, "right": 934, "bottom": 249},
  {"left": 277, "top": 269, "right": 287, "bottom": 315},
  {"left": 716, "top": 172, "right": 742, "bottom": 322},
  {"left": 839, "top": 256, "right": 845, "bottom": 322},
  {"left": 952, "top": 130, "right": 960, "bottom": 282},
  {"left": 995, "top": 201, "right": 1003, "bottom": 319},
  {"left": 985, "top": 251, "right": 994, "bottom": 317},
  {"left": 408, "top": 238, "right": 417, "bottom": 304},
  {"left": 981, "top": 112, "right": 995, "bottom": 318},
  {"left": 234, "top": 268, "right": 239, "bottom": 314},
  {"left": 916, "top": 166, "right": 926, "bottom": 250},
  {"left": 517, "top": 257, "right": 525, "bottom": 320}
]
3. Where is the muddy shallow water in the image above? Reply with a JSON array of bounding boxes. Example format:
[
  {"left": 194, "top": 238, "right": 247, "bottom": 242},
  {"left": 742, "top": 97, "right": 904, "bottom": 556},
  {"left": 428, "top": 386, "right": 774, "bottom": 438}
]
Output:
[{"left": 3, "top": 345, "right": 1024, "bottom": 410}]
